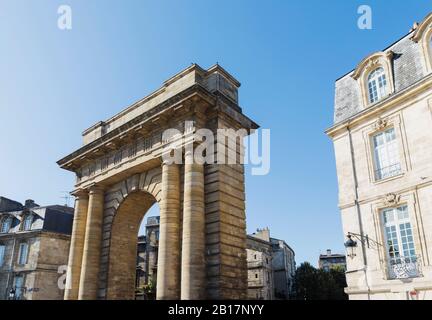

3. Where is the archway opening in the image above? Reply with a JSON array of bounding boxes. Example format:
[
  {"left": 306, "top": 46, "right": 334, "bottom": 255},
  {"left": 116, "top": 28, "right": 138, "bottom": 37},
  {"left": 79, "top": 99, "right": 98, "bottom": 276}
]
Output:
[
  {"left": 135, "top": 202, "right": 160, "bottom": 300},
  {"left": 106, "top": 191, "right": 159, "bottom": 300}
]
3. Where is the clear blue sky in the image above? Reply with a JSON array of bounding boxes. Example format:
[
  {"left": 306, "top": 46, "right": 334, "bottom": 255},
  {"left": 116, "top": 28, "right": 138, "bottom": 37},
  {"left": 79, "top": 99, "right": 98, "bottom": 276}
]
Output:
[{"left": 0, "top": 0, "right": 430, "bottom": 266}]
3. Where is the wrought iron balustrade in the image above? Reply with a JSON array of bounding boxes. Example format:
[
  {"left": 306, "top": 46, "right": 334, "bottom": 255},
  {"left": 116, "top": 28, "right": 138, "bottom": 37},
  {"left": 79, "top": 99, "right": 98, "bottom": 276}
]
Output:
[{"left": 386, "top": 255, "right": 422, "bottom": 279}]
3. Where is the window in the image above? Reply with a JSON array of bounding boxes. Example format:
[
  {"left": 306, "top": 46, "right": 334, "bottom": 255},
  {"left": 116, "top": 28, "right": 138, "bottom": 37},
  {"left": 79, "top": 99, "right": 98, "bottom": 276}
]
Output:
[
  {"left": 22, "top": 215, "right": 33, "bottom": 231},
  {"left": 255, "top": 273, "right": 258, "bottom": 279},
  {"left": 0, "top": 244, "right": 5, "bottom": 267},
  {"left": 368, "top": 67, "right": 388, "bottom": 103},
  {"left": 1, "top": 216, "right": 13, "bottom": 233},
  {"left": 429, "top": 36, "right": 432, "bottom": 59},
  {"left": 18, "top": 242, "right": 29, "bottom": 265},
  {"left": 382, "top": 205, "right": 419, "bottom": 279},
  {"left": 372, "top": 128, "right": 401, "bottom": 180},
  {"left": 14, "top": 275, "right": 24, "bottom": 300}
]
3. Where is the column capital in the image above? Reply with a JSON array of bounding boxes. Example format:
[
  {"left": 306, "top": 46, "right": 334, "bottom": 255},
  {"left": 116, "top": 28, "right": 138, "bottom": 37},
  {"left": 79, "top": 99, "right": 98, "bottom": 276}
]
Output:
[
  {"left": 71, "top": 189, "right": 89, "bottom": 199},
  {"left": 88, "top": 184, "right": 104, "bottom": 195}
]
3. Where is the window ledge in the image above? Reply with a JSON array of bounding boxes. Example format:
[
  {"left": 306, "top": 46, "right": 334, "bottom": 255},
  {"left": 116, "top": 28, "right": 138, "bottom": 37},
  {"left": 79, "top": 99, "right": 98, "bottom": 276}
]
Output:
[{"left": 373, "top": 172, "right": 405, "bottom": 185}]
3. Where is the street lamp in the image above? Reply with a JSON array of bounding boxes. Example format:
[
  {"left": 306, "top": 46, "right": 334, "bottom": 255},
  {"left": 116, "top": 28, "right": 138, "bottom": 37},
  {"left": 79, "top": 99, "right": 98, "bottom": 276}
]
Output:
[
  {"left": 344, "top": 232, "right": 382, "bottom": 259},
  {"left": 344, "top": 234, "right": 358, "bottom": 258}
]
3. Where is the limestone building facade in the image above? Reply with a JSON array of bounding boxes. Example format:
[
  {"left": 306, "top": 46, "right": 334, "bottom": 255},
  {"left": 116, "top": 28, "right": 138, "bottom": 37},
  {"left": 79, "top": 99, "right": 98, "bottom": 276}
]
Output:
[
  {"left": 318, "top": 249, "right": 347, "bottom": 272},
  {"left": 246, "top": 228, "right": 295, "bottom": 300},
  {"left": 0, "top": 197, "right": 73, "bottom": 300},
  {"left": 136, "top": 216, "right": 159, "bottom": 295},
  {"left": 246, "top": 230, "right": 274, "bottom": 300},
  {"left": 58, "top": 64, "right": 258, "bottom": 300},
  {"left": 327, "top": 13, "right": 432, "bottom": 300}
]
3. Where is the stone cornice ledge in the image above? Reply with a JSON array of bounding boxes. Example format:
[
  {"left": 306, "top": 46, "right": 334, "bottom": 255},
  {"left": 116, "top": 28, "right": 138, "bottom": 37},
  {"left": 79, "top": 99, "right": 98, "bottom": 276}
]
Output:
[{"left": 58, "top": 84, "right": 258, "bottom": 171}]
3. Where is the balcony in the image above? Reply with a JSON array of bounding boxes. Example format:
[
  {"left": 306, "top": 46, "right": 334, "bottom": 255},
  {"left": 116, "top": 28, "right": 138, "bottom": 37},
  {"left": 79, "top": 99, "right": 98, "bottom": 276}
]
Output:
[
  {"left": 386, "top": 255, "right": 423, "bottom": 280},
  {"left": 375, "top": 163, "right": 402, "bottom": 181},
  {"left": 247, "top": 261, "right": 264, "bottom": 268}
]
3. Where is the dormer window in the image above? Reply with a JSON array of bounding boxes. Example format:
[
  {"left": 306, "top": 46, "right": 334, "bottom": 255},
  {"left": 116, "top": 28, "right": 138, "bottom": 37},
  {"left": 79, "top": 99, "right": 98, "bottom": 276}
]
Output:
[
  {"left": 1, "top": 216, "right": 13, "bottom": 233},
  {"left": 22, "top": 214, "right": 33, "bottom": 231},
  {"left": 368, "top": 68, "right": 388, "bottom": 104},
  {"left": 352, "top": 51, "right": 395, "bottom": 107}
]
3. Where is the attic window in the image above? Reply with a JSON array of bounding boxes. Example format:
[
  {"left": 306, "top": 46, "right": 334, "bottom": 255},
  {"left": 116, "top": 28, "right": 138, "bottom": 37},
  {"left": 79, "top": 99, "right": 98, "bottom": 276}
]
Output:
[
  {"left": 22, "top": 214, "right": 33, "bottom": 231},
  {"left": 1, "top": 216, "right": 13, "bottom": 233}
]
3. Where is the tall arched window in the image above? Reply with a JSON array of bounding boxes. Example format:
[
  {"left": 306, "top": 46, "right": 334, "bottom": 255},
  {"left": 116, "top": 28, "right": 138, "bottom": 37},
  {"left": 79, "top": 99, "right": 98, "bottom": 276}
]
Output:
[
  {"left": 1, "top": 216, "right": 13, "bottom": 233},
  {"left": 368, "top": 67, "right": 388, "bottom": 103}
]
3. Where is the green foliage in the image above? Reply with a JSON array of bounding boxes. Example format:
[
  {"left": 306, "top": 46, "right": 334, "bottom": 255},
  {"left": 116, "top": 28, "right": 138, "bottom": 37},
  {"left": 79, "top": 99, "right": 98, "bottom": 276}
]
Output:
[{"left": 292, "top": 262, "right": 348, "bottom": 300}]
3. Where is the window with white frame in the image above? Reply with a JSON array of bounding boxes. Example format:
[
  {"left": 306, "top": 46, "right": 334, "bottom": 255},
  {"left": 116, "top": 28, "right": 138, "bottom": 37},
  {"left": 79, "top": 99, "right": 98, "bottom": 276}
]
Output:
[
  {"left": 368, "top": 67, "right": 388, "bottom": 103},
  {"left": 17, "top": 242, "right": 29, "bottom": 265},
  {"left": 22, "top": 214, "right": 33, "bottom": 231},
  {"left": 1, "top": 216, "right": 13, "bottom": 233},
  {"left": 0, "top": 244, "right": 5, "bottom": 267},
  {"left": 382, "top": 205, "right": 419, "bottom": 278},
  {"left": 372, "top": 127, "right": 402, "bottom": 180}
]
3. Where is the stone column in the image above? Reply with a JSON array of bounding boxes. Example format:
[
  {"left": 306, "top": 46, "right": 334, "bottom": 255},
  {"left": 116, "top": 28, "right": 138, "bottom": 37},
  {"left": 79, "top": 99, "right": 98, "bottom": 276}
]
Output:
[
  {"left": 156, "top": 161, "right": 181, "bottom": 300},
  {"left": 64, "top": 190, "right": 89, "bottom": 300},
  {"left": 181, "top": 150, "right": 206, "bottom": 299},
  {"left": 78, "top": 185, "right": 104, "bottom": 300}
]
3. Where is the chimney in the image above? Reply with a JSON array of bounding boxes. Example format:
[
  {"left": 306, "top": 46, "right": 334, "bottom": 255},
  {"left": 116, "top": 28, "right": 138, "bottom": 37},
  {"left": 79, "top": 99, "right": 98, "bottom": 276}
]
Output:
[
  {"left": 326, "top": 249, "right": 332, "bottom": 256},
  {"left": 24, "top": 199, "right": 39, "bottom": 208}
]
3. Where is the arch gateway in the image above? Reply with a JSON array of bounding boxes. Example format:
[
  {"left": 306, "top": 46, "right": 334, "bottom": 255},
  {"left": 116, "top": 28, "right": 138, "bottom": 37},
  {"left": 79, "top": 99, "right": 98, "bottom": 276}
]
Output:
[{"left": 58, "top": 64, "right": 259, "bottom": 300}]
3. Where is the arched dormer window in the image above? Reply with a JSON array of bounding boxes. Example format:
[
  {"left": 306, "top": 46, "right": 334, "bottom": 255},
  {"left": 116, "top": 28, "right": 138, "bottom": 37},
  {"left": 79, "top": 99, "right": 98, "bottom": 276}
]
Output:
[
  {"left": 21, "top": 214, "right": 33, "bottom": 231},
  {"left": 411, "top": 13, "right": 432, "bottom": 73},
  {"left": 1, "top": 216, "right": 13, "bottom": 233},
  {"left": 368, "top": 67, "right": 388, "bottom": 103},
  {"left": 352, "top": 51, "right": 395, "bottom": 107}
]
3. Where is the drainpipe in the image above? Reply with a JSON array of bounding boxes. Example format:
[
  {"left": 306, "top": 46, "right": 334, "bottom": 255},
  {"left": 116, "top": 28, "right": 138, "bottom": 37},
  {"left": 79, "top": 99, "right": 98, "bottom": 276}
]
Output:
[
  {"left": 6, "top": 236, "right": 16, "bottom": 299},
  {"left": 347, "top": 125, "right": 371, "bottom": 300}
]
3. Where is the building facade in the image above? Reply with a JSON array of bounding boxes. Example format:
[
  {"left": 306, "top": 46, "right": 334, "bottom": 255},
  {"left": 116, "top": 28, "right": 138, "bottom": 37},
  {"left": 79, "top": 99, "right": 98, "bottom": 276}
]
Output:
[
  {"left": 318, "top": 249, "right": 347, "bottom": 272},
  {"left": 136, "top": 216, "right": 159, "bottom": 293},
  {"left": 0, "top": 197, "right": 73, "bottom": 300},
  {"left": 270, "top": 237, "right": 296, "bottom": 299},
  {"left": 247, "top": 229, "right": 274, "bottom": 300},
  {"left": 327, "top": 12, "right": 432, "bottom": 300},
  {"left": 247, "top": 228, "right": 295, "bottom": 300}
]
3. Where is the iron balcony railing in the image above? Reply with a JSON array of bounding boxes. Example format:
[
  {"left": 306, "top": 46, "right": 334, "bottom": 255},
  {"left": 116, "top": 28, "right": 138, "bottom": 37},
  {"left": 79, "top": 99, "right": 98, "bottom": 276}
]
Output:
[
  {"left": 386, "top": 255, "right": 423, "bottom": 280},
  {"left": 375, "top": 163, "right": 402, "bottom": 181}
]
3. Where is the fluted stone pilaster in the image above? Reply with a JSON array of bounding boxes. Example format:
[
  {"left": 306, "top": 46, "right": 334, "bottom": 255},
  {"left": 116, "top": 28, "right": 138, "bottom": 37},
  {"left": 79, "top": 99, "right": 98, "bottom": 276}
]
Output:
[
  {"left": 156, "top": 162, "right": 181, "bottom": 300},
  {"left": 181, "top": 150, "right": 206, "bottom": 299},
  {"left": 64, "top": 190, "right": 89, "bottom": 300},
  {"left": 78, "top": 185, "right": 104, "bottom": 300}
]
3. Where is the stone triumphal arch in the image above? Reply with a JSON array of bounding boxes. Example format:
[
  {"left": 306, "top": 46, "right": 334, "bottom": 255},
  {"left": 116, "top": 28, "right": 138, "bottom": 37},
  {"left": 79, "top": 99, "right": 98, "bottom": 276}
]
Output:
[{"left": 58, "top": 64, "right": 258, "bottom": 300}]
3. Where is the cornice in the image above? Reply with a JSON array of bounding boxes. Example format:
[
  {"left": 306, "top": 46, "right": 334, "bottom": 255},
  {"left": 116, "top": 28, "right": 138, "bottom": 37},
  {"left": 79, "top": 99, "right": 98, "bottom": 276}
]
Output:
[
  {"left": 58, "top": 84, "right": 258, "bottom": 172},
  {"left": 351, "top": 51, "right": 394, "bottom": 80}
]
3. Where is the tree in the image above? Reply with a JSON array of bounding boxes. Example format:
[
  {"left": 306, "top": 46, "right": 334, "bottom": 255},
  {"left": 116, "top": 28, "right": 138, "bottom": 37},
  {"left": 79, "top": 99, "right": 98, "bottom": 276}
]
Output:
[{"left": 292, "top": 262, "right": 348, "bottom": 300}]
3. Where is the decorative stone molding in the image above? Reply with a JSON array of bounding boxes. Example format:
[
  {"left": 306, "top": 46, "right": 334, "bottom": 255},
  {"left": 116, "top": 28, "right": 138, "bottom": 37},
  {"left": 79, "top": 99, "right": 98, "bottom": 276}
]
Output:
[
  {"left": 384, "top": 193, "right": 401, "bottom": 206},
  {"left": 411, "top": 13, "right": 432, "bottom": 73},
  {"left": 374, "top": 117, "right": 389, "bottom": 131},
  {"left": 352, "top": 51, "right": 395, "bottom": 108}
]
